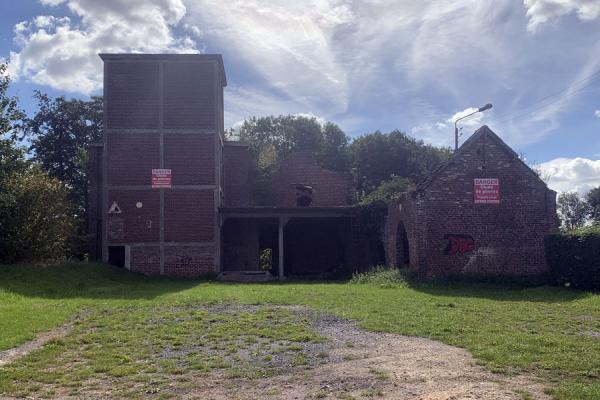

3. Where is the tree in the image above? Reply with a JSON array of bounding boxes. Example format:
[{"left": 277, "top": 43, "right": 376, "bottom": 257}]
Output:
[
  {"left": 586, "top": 187, "right": 600, "bottom": 225},
  {"left": 234, "top": 115, "right": 351, "bottom": 172},
  {"left": 350, "top": 130, "right": 450, "bottom": 195},
  {"left": 20, "top": 92, "right": 103, "bottom": 258},
  {"left": 0, "top": 63, "right": 27, "bottom": 184},
  {"left": 0, "top": 167, "right": 75, "bottom": 264},
  {"left": 22, "top": 92, "right": 103, "bottom": 214},
  {"left": 557, "top": 192, "right": 589, "bottom": 231}
]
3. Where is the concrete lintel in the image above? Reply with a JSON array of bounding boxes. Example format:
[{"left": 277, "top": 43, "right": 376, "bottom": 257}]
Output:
[
  {"left": 107, "top": 185, "right": 216, "bottom": 191},
  {"left": 221, "top": 213, "right": 349, "bottom": 220},
  {"left": 104, "top": 128, "right": 218, "bottom": 135},
  {"left": 108, "top": 242, "right": 216, "bottom": 247}
]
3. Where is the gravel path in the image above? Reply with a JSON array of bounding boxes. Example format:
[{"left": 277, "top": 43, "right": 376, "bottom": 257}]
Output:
[{"left": 184, "top": 309, "right": 551, "bottom": 400}]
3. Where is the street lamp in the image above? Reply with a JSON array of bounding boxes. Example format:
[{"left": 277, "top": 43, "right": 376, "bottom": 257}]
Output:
[{"left": 454, "top": 103, "right": 492, "bottom": 151}]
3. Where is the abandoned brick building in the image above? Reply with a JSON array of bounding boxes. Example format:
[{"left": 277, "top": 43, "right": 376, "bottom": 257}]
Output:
[
  {"left": 89, "top": 53, "right": 367, "bottom": 279},
  {"left": 383, "top": 125, "right": 559, "bottom": 280},
  {"left": 89, "top": 53, "right": 559, "bottom": 280}
]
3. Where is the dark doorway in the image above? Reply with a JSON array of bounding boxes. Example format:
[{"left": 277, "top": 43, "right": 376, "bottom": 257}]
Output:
[
  {"left": 396, "top": 222, "right": 410, "bottom": 266},
  {"left": 284, "top": 218, "right": 346, "bottom": 277},
  {"left": 108, "top": 246, "right": 125, "bottom": 268}
]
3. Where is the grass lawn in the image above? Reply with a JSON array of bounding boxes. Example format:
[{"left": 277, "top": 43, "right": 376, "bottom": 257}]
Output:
[{"left": 0, "top": 262, "right": 598, "bottom": 399}]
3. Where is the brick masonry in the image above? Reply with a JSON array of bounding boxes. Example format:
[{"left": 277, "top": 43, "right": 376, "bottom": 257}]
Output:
[
  {"left": 97, "top": 54, "right": 226, "bottom": 277},
  {"left": 275, "top": 152, "right": 354, "bottom": 207},
  {"left": 384, "top": 126, "right": 559, "bottom": 280}
]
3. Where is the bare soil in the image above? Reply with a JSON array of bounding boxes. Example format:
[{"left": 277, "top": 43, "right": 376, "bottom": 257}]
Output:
[
  {"left": 181, "top": 310, "right": 551, "bottom": 400},
  {"left": 0, "top": 306, "right": 551, "bottom": 399},
  {"left": 0, "top": 325, "right": 71, "bottom": 367}
]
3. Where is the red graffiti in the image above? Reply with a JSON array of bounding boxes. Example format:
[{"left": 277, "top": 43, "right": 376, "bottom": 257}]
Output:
[{"left": 444, "top": 234, "right": 476, "bottom": 255}]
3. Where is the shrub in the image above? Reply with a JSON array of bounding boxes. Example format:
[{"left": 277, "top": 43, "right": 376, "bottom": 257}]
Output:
[
  {"left": 0, "top": 167, "right": 75, "bottom": 264},
  {"left": 350, "top": 265, "right": 409, "bottom": 288},
  {"left": 545, "top": 227, "right": 600, "bottom": 291}
]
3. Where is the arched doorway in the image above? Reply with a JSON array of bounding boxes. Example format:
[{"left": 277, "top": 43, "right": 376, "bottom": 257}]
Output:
[{"left": 396, "top": 222, "right": 410, "bottom": 267}]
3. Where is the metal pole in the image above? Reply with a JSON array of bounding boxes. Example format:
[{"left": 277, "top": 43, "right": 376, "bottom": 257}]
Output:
[{"left": 454, "top": 123, "right": 459, "bottom": 151}]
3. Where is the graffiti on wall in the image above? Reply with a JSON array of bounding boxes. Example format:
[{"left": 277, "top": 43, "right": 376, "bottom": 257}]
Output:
[{"left": 444, "top": 234, "right": 476, "bottom": 255}]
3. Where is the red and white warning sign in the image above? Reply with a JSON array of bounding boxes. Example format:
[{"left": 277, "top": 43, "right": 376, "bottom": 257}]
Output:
[
  {"left": 474, "top": 178, "right": 500, "bottom": 204},
  {"left": 152, "top": 169, "right": 172, "bottom": 188}
]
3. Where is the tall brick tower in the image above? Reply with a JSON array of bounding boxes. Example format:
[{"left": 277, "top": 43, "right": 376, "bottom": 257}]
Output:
[{"left": 97, "top": 54, "right": 226, "bottom": 277}]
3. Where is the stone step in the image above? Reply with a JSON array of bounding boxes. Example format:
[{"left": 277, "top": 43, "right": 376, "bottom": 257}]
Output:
[{"left": 217, "top": 270, "right": 275, "bottom": 283}]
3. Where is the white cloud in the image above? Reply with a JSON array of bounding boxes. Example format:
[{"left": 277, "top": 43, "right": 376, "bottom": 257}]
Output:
[
  {"left": 4, "top": 0, "right": 600, "bottom": 157},
  {"left": 524, "top": 0, "right": 600, "bottom": 32},
  {"left": 538, "top": 157, "right": 600, "bottom": 194},
  {"left": 8, "top": 0, "right": 197, "bottom": 94},
  {"left": 410, "top": 107, "right": 491, "bottom": 147},
  {"left": 184, "top": 0, "right": 354, "bottom": 115},
  {"left": 595, "top": 109, "right": 600, "bottom": 118}
]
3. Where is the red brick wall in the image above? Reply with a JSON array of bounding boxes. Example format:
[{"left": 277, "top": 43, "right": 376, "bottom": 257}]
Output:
[
  {"left": 223, "top": 144, "right": 252, "bottom": 206},
  {"left": 163, "top": 62, "right": 216, "bottom": 130},
  {"left": 275, "top": 152, "right": 353, "bottom": 207},
  {"left": 107, "top": 190, "right": 160, "bottom": 243},
  {"left": 130, "top": 246, "right": 161, "bottom": 275},
  {"left": 164, "top": 246, "right": 215, "bottom": 277},
  {"left": 101, "top": 55, "right": 225, "bottom": 278},
  {"left": 385, "top": 128, "right": 558, "bottom": 280},
  {"left": 107, "top": 132, "right": 160, "bottom": 186},
  {"left": 164, "top": 190, "right": 215, "bottom": 242},
  {"left": 164, "top": 134, "right": 215, "bottom": 185},
  {"left": 106, "top": 62, "right": 160, "bottom": 129}
]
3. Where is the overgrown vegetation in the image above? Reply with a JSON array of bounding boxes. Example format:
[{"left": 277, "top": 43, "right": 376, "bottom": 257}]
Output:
[
  {"left": 350, "top": 265, "right": 409, "bottom": 288},
  {"left": 0, "top": 263, "right": 598, "bottom": 399},
  {"left": 0, "top": 64, "right": 77, "bottom": 264},
  {"left": 0, "top": 168, "right": 74, "bottom": 263},
  {"left": 545, "top": 226, "right": 600, "bottom": 291}
]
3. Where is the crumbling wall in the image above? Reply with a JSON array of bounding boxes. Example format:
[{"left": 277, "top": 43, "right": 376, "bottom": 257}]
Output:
[{"left": 275, "top": 152, "right": 354, "bottom": 207}]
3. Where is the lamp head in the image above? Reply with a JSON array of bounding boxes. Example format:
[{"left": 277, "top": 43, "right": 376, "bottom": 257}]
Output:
[{"left": 478, "top": 103, "right": 493, "bottom": 112}]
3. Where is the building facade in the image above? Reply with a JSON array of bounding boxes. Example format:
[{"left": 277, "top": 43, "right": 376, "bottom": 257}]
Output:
[
  {"left": 384, "top": 125, "right": 559, "bottom": 280},
  {"left": 89, "top": 53, "right": 367, "bottom": 278}
]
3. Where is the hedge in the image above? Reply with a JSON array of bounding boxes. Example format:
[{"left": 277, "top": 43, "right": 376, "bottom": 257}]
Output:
[{"left": 545, "top": 226, "right": 600, "bottom": 291}]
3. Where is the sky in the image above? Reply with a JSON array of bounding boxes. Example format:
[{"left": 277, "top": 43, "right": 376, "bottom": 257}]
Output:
[{"left": 1, "top": 0, "right": 599, "bottom": 194}]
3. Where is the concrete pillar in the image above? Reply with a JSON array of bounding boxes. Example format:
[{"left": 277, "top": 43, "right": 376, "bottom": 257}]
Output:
[{"left": 278, "top": 216, "right": 290, "bottom": 280}]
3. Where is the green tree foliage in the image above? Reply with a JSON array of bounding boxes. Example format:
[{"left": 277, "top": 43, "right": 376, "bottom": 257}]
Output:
[
  {"left": 0, "top": 167, "right": 75, "bottom": 264},
  {"left": 350, "top": 130, "right": 451, "bottom": 195},
  {"left": 22, "top": 92, "right": 103, "bottom": 215},
  {"left": 557, "top": 192, "right": 589, "bottom": 231},
  {"left": 234, "top": 115, "right": 350, "bottom": 172},
  {"left": 0, "top": 64, "right": 27, "bottom": 184},
  {"left": 586, "top": 186, "right": 600, "bottom": 225}
]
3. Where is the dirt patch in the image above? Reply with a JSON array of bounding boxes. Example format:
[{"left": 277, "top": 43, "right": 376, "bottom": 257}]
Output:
[
  {"left": 0, "top": 325, "right": 71, "bottom": 367},
  {"left": 0, "top": 305, "right": 551, "bottom": 399},
  {"left": 182, "top": 310, "right": 551, "bottom": 400}
]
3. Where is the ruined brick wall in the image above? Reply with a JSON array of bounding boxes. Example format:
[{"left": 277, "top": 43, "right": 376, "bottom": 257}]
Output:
[
  {"left": 223, "top": 143, "right": 252, "bottom": 207},
  {"left": 385, "top": 127, "right": 558, "bottom": 280},
  {"left": 274, "top": 152, "right": 354, "bottom": 207},
  {"left": 100, "top": 54, "right": 226, "bottom": 277}
]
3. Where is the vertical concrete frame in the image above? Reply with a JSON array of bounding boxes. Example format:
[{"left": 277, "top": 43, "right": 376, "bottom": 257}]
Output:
[{"left": 99, "top": 54, "right": 227, "bottom": 276}]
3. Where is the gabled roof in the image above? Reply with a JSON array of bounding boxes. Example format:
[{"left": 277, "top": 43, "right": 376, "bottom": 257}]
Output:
[{"left": 416, "top": 125, "right": 550, "bottom": 192}]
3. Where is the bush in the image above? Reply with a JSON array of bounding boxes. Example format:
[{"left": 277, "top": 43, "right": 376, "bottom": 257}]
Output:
[
  {"left": 545, "top": 227, "right": 600, "bottom": 291},
  {"left": 0, "top": 167, "right": 75, "bottom": 264},
  {"left": 350, "top": 265, "right": 409, "bottom": 288}
]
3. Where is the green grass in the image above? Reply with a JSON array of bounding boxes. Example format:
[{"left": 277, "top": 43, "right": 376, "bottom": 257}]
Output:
[{"left": 0, "top": 262, "right": 599, "bottom": 399}]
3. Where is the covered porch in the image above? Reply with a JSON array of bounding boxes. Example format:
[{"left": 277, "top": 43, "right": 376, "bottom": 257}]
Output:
[{"left": 219, "top": 207, "right": 365, "bottom": 280}]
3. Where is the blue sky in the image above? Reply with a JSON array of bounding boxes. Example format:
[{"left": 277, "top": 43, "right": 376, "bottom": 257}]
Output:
[{"left": 1, "top": 0, "right": 600, "bottom": 193}]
